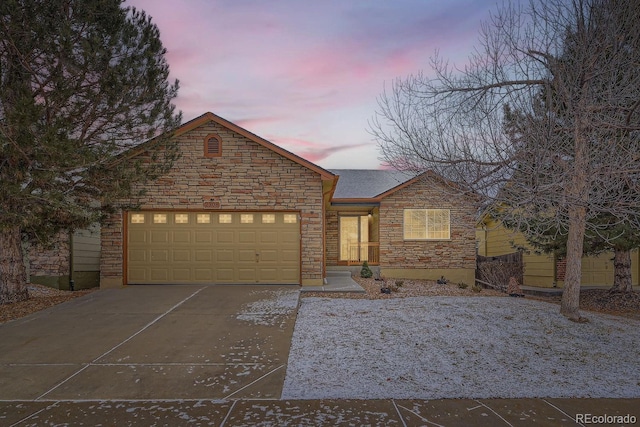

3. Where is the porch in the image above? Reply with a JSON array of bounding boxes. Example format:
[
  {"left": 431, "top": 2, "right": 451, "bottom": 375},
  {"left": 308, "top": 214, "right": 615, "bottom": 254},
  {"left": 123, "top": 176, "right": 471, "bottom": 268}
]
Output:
[{"left": 326, "top": 209, "right": 380, "bottom": 267}]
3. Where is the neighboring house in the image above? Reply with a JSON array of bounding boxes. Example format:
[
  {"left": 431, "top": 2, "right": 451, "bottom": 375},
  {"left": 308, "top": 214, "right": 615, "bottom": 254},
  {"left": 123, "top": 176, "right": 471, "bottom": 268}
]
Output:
[
  {"left": 28, "top": 225, "right": 101, "bottom": 290},
  {"left": 95, "top": 112, "right": 477, "bottom": 288},
  {"left": 477, "top": 216, "right": 640, "bottom": 288}
]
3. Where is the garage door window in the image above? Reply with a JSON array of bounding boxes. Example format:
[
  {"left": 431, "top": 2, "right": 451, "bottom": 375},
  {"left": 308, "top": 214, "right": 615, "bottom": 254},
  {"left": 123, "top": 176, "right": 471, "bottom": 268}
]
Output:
[
  {"left": 241, "top": 214, "right": 254, "bottom": 224},
  {"left": 197, "top": 214, "right": 211, "bottom": 224},
  {"left": 153, "top": 214, "right": 167, "bottom": 224},
  {"left": 175, "top": 213, "right": 189, "bottom": 224},
  {"left": 131, "top": 213, "right": 145, "bottom": 224},
  {"left": 219, "top": 214, "right": 232, "bottom": 224},
  {"left": 284, "top": 214, "right": 297, "bottom": 224},
  {"left": 262, "top": 214, "right": 275, "bottom": 224}
]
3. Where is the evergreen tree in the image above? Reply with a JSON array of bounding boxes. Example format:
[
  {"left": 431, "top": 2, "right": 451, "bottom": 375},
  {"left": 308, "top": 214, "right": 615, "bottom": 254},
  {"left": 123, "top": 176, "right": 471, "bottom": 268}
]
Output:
[{"left": 0, "top": 0, "right": 181, "bottom": 303}]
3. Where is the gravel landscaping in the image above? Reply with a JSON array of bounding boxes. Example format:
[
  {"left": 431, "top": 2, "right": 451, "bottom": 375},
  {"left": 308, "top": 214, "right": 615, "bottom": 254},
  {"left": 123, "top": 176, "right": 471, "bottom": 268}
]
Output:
[{"left": 283, "top": 296, "right": 640, "bottom": 400}]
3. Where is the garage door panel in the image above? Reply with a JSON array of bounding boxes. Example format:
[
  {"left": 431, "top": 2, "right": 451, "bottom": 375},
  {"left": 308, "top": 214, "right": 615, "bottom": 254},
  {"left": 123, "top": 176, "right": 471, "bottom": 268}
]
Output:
[
  {"left": 238, "top": 250, "right": 256, "bottom": 262},
  {"left": 259, "top": 231, "right": 278, "bottom": 243},
  {"left": 259, "top": 250, "right": 278, "bottom": 262},
  {"left": 127, "top": 211, "right": 299, "bottom": 284},
  {"left": 172, "top": 249, "right": 191, "bottom": 262},
  {"left": 238, "top": 269, "right": 256, "bottom": 282},
  {"left": 281, "top": 231, "right": 299, "bottom": 244},
  {"left": 216, "top": 269, "right": 234, "bottom": 282},
  {"left": 150, "top": 250, "right": 169, "bottom": 262},
  {"left": 150, "top": 269, "right": 169, "bottom": 281},
  {"left": 258, "top": 268, "right": 278, "bottom": 281},
  {"left": 238, "top": 231, "right": 256, "bottom": 244},
  {"left": 194, "top": 250, "right": 212, "bottom": 262},
  {"left": 194, "top": 269, "right": 212, "bottom": 280},
  {"left": 129, "top": 230, "right": 147, "bottom": 244},
  {"left": 129, "top": 249, "right": 147, "bottom": 262},
  {"left": 195, "top": 231, "right": 212, "bottom": 243},
  {"left": 151, "top": 231, "right": 169, "bottom": 243},
  {"left": 171, "top": 269, "right": 191, "bottom": 281},
  {"left": 281, "top": 249, "right": 298, "bottom": 263},
  {"left": 128, "top": 268, "right": 147, "bottom": 282},
  {"left": 217, "top": 231, "right": 234, "bottom": 243},
  {"left": 172, "top": 231, "right": 191, "bottom": 243},
  {"left": 281, "top": 268, "right": 299, "bottom": 281},
  {"left": 216, "top": 250, "right": 234, "bottom": 262}
]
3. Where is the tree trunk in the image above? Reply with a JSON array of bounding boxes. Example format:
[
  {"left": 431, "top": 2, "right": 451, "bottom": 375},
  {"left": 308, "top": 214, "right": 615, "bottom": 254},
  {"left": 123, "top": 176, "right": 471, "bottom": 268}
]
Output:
[
  {"left": 561, "top": 205, "right": 587, "bottom": 321},
  {"left": 0, "top": 226, "right": 29, "bottom": 304},
  {"left": 560, "top": 118, "right": 589, "bottom": 322},
  {"left": 610, "top": 247, "right": 632, "bottom": 293}
]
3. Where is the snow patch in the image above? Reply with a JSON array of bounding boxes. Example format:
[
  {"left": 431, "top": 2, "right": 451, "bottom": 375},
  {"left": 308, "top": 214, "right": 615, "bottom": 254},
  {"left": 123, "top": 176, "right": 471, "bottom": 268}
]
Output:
[{"left": 236, "top": 288, "right": 299, "bottom": 327}]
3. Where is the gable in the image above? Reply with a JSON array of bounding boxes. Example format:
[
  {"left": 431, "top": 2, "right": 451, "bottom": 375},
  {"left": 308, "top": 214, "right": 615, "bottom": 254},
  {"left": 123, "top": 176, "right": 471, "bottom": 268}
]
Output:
[{"left": 174, "top": 112, "right": 335, "bottom": 180}]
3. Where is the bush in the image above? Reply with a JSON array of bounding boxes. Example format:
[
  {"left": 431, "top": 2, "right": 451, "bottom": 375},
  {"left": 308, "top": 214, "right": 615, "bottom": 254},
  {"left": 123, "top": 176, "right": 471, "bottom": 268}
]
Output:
[
  {"left": 395, "top": 280, "right": 404, "bottom": 287},
  {"left": 471, "top": 284, "right": 483, "bottom": 293},
  {"left": 457, "top": 282, "right": 468, "bottom": 289},
  {"left": 360, "top": 261, "right": 373, "bottom": 278}
]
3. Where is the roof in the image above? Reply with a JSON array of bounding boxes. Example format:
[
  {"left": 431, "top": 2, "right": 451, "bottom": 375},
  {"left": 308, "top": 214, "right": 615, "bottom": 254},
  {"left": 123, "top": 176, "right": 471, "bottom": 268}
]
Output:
[{"left": 329, "top": 169, "right": 418, "bottom": 200}]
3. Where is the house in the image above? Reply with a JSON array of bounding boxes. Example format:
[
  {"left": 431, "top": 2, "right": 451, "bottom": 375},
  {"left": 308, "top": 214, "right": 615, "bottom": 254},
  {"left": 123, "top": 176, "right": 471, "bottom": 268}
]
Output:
[
  {"left": 477, "top": 216, "right": 640, "bottom": 288},
  {"left": 97, "top": 112, "right": 476, "bottom": 288}
]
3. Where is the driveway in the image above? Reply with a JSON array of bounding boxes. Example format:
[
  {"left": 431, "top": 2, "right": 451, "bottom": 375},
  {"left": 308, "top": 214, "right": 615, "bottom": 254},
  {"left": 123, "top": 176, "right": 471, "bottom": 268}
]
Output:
[{"left": 0, "top": 285, "right": 299, "bottom": 401}]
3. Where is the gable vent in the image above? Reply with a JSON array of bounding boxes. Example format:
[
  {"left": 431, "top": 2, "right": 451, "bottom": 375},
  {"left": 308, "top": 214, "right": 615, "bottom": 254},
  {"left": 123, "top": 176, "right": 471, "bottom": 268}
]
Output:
[{"left": 204, "top": 134, "right": 222, "bottom": 157}]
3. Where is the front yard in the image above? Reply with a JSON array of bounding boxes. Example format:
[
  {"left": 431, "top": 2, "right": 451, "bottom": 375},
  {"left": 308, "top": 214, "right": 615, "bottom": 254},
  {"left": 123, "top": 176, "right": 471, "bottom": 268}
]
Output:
[{"left": 283, "top": 295, "right": 640, "bottom": 399}]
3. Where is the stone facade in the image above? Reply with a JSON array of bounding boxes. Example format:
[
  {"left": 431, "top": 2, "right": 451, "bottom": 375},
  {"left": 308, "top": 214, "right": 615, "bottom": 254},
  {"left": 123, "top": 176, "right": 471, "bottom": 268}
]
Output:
[
  {"left": 378, "top": 177, "right": 476, "bottom": 283},
  {"left": 325, "top": 210, "right": 339, "bottom": 265},
  {"left": 100, "top": 116, "right": 327, "bottom": 287},
  {"left": 28, "top": 231, "right": 70, "bottom": 280}
]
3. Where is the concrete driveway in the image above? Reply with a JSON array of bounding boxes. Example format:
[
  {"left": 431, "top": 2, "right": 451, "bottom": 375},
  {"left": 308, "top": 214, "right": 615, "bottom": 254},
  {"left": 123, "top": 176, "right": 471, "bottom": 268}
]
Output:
[{"left": 0, "top": 285, "right": 299, "bottom": 402}]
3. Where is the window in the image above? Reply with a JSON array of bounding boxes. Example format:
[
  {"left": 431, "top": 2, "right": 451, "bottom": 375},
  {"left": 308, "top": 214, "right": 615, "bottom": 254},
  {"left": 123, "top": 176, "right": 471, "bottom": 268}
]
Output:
[
  {"left": 131, "top": 213, "right": 145, "bottom": 224},
  {"left": 218, "top": 214, "right": 232, "bottom": 224},
  {"left": 262, "top": 214, "right": 275, "bottom": 224},
  {"left": 175, "top": 213, "right": 189, "bottom": 224},
  {"left": 153, "top": 213, "right": 167, "bottom": 224},
  {"left": 283, "top": 214, "right": 297, "bottom": 224},
  {"left": 197, "top": 214, "right": 211, "bottom": 224},
  {"left": 240, "top": 214, "right": 254, "bottom": 224},
  {"left": 403, "top": 209, "right": 450, "bottom": 240},
  {"left": 204, "top": 134, "right": 222, "bottom": 157}
]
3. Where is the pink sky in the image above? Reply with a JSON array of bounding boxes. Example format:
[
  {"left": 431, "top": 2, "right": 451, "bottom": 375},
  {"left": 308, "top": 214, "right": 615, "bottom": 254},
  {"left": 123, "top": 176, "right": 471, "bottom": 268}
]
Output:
[{"left": 126, "top": 0, "right": 496, "bottom": 169}]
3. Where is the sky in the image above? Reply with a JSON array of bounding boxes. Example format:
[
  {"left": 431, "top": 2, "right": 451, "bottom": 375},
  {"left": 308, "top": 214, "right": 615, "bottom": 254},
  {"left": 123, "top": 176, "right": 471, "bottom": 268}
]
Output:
[{"left": 126, "top": 0, "right": 498, "bottom": 169}]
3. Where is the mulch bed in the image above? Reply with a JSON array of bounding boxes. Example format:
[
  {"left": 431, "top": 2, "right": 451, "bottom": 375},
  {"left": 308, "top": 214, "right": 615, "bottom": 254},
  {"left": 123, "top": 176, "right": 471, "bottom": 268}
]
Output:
[
  {"left": 531, "top": 289, "right": 640, "bottom": 320},
  {"left": 0, "top": 285, "right": 96, "bottom": 324}
]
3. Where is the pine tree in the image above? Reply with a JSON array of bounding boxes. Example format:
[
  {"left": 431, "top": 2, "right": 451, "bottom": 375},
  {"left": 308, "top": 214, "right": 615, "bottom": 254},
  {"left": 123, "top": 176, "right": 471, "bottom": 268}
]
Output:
[{"left": 0, "top": 0, "right": 181, "bottom": 303}]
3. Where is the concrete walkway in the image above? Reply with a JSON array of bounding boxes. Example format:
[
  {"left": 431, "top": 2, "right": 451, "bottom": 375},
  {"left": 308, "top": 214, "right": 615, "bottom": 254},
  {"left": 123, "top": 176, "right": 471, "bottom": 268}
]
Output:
[
  {"left": 3, "top": 397, "right": 639, "bottom": 425},
  {"left": 300, "top": 270, "right": 366, "bottom": 293},
  {"left": 1, "top": 285, "right": 638, "bottom": 426}
]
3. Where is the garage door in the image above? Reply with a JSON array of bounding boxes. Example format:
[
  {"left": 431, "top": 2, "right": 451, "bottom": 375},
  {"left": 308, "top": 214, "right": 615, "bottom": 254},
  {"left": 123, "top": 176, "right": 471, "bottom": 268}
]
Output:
[{"left": 126, "top": 211, "right": 300, "bottom": 284}]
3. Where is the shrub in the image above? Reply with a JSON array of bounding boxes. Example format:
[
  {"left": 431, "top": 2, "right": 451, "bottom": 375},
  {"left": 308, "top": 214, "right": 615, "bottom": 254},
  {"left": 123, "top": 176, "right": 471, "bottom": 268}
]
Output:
[
  {"left": 457, "top": 282, "right": 468, "bottom": 289},
  {"left": 395, "top": 280, "right": 404, "bottom": 287},
  {"left": 471, "top": 284, "right": 483, "bottom": 293},
  {"left": 360, "top": 261, "right": 373, "bottom": 278}
]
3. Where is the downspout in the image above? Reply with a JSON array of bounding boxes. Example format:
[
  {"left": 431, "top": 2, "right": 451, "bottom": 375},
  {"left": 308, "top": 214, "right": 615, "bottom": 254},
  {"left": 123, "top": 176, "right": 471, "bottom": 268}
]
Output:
[{"left": 68, "top": 231, "right": 75, "bottom": 291}]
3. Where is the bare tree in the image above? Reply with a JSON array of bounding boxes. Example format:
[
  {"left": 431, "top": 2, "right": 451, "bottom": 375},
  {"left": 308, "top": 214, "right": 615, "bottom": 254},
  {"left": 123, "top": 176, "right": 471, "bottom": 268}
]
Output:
[{"left": 370, "top": 0, "right": 640, "bottom": 321}]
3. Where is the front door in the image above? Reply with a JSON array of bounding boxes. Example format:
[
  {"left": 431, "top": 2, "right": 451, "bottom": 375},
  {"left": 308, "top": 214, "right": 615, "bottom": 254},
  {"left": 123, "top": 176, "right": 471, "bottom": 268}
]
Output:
[{"left": 339, "top": 215, "right": 369, "bottom": 263}]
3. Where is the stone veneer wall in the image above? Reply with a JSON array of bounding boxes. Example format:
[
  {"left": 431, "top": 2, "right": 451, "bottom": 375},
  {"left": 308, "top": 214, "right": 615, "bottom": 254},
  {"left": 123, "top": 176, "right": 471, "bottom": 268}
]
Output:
[
  {"left": 28, "top": 231, "right": 70, "bottom": 288},
  {"left": 325, "top": 210, "right": 339, "bottom": 265},
  {"left": 378, "top": 178, "right": 476, "bottom": 281},
  {"left": 100, "top": 121, "right": 325, "bottom": 287}
]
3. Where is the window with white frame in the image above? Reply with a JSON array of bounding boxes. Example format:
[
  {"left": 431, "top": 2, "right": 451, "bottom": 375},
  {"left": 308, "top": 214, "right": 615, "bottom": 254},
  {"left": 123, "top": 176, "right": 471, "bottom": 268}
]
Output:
[{"left": 403, "top": 209, "right": 450, "bottom": 240}]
